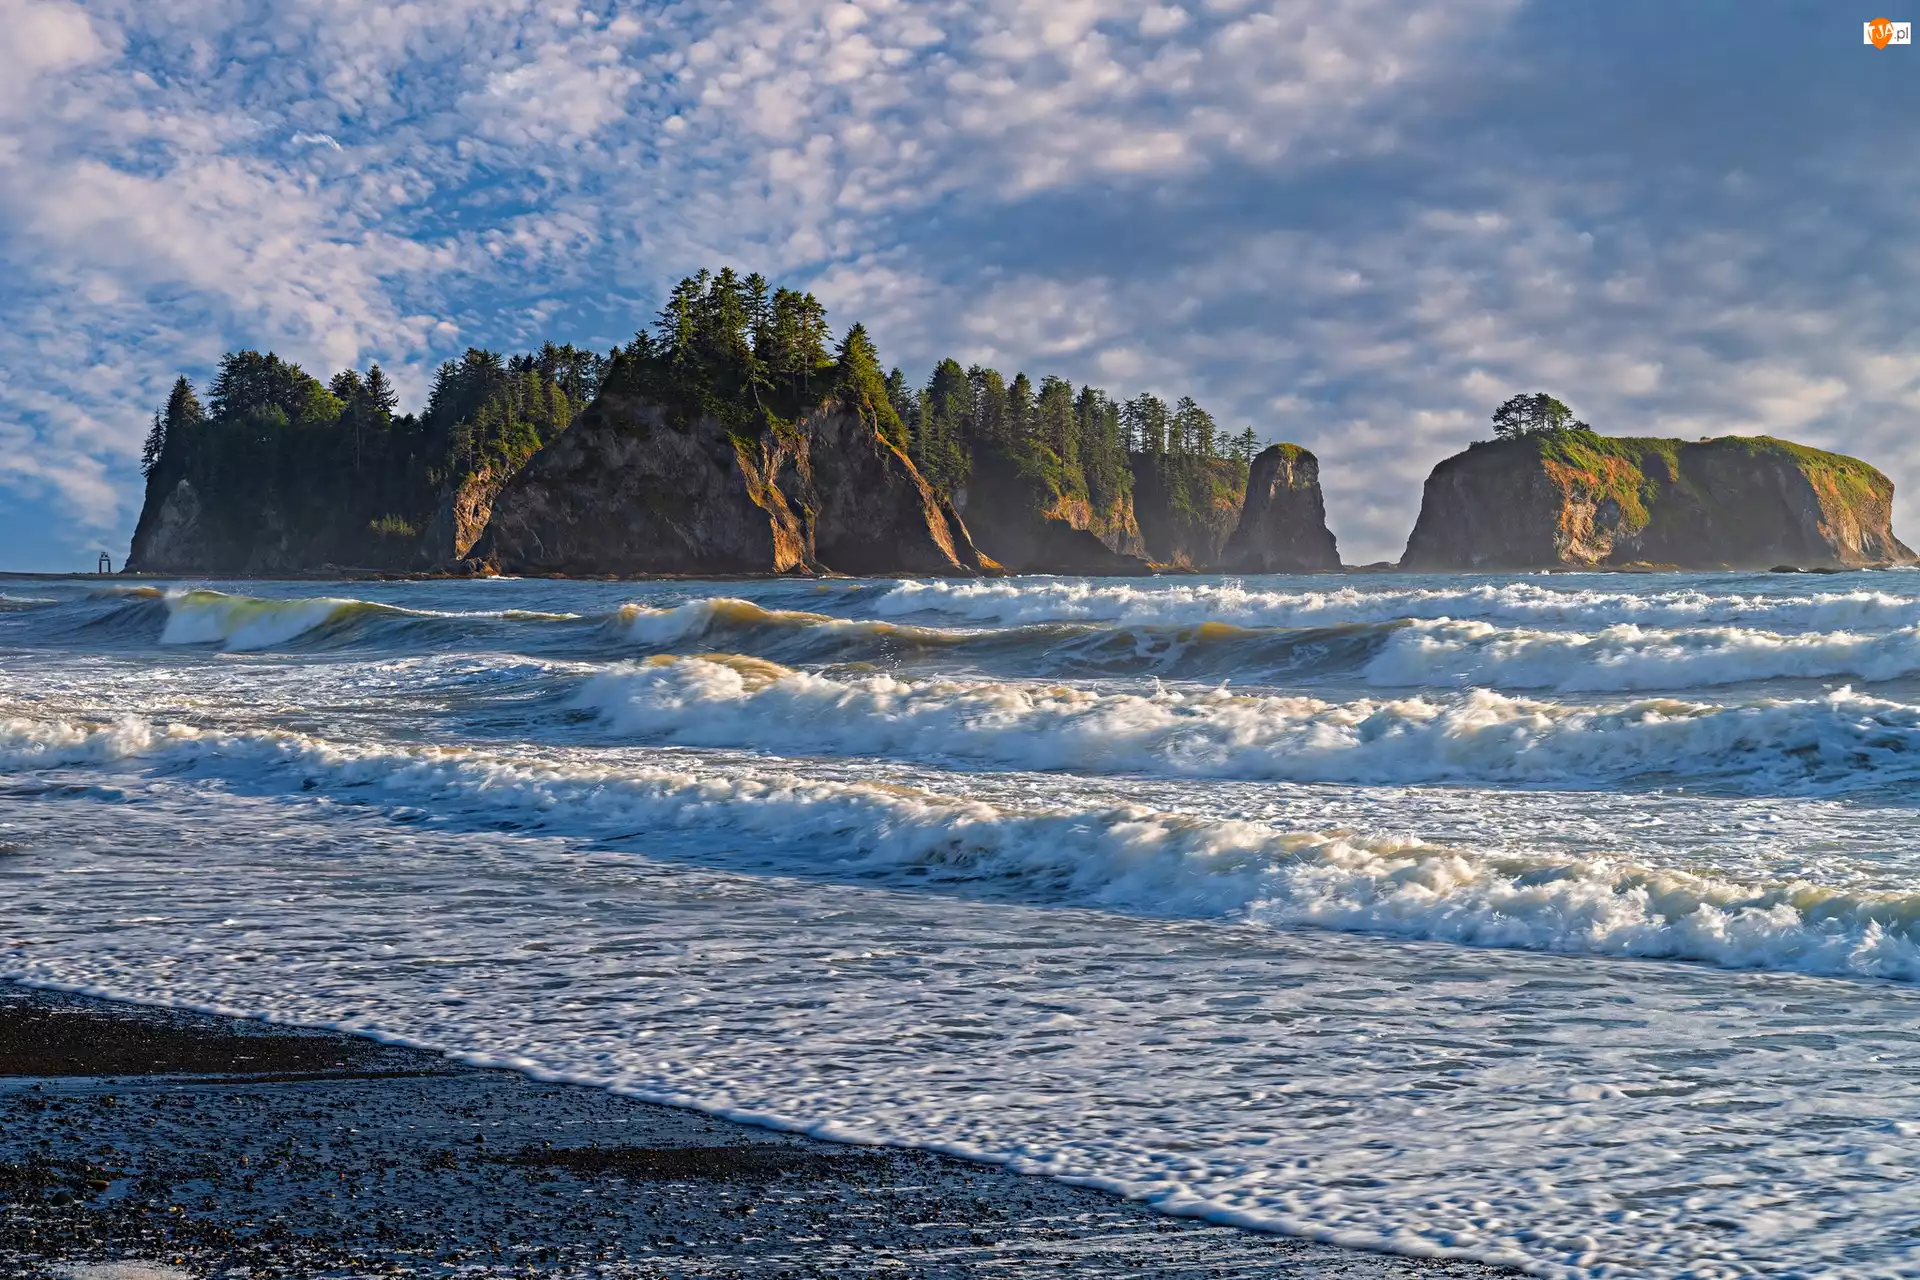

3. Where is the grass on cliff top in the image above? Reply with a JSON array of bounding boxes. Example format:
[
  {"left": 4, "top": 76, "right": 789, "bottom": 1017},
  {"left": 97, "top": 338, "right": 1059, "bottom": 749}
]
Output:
[{"left": 1472, "top": 430, "right": 1892, "bottom": 533}]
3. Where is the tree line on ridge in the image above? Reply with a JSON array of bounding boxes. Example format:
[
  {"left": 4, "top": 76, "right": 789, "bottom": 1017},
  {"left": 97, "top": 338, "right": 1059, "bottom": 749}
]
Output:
[{"left": 138, "top": 267, "right": 1266, "bottom": 554}]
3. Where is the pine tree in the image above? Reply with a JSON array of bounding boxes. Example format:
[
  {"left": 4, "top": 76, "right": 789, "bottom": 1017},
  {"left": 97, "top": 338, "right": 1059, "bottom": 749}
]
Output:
[
  {"left": 968, "top": 365, "right": 1007, "bottom": 442},
  {"left": 364, "top": 364, "right": 398, "bottom": 424},
  {"left": 833, "top": 323, "right": 906, "bottom": 449},
  {"left": 797, "top": 294, "right": 833, "bottom": 394},
  {"left": 1490, "top": 392, "right": 1587, "bottom": 439},
  {"left": 141, "top": 411, "right": 166, "bottom": 476},
  {"left": 1006, "top": 373, "right": 1035, "bottom": 445},
  {"left": 1123, "top": 393, "right": 1168, "bottom": 455}
]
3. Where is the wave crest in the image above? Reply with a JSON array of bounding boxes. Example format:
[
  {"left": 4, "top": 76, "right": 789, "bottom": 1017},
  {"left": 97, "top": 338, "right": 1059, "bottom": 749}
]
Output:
[
  {"left": 8, "top": 710, "right": 1920, "bottom": 984},
  {"left": 876, "top": 578, "right": 1920, "bottom": 633},
  {"left": 575, "top": 656, "right": 1920, "bottom": 792}
]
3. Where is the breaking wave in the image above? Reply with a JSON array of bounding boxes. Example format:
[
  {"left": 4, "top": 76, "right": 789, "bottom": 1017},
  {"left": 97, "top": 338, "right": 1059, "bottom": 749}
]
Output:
[
  {"left": 1366, "top": 618, "right": 1920, "bottom": 691},
  {"left": 9, "top": 710, "right": 1920, "bottom": 983},
  {"left": 612, "top": 597, "right": 1394, "bottom": 679},
  {"left": 141, "top": 590, "right": 582, "bottom": 652},
  {"left": 875, "top": 577, "right": 1920, "bottom": 633},
  {"left": 576, "top": 656, "right": 1920, "bottom": 793}
]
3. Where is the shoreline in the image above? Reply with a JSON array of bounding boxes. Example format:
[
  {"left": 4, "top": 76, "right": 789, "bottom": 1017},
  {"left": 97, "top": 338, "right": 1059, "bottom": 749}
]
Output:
[{"left": 0, "top": 983, "right": 1512, "bottom": 1278}]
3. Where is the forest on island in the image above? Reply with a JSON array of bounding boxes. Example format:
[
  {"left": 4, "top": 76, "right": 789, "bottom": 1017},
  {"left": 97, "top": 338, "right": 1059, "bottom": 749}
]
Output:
[{"left": 137, "top": 267, "right": 1264, "bottom": 566}]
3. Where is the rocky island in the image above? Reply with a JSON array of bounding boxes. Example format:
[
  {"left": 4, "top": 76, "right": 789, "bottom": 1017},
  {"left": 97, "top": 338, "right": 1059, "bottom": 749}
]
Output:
[
  {"left": 1401, "top": 427, "right": 1913, "bottom": 571},
  {"left": 128, "top": 268, "right": 1340, "bottom": 578}
]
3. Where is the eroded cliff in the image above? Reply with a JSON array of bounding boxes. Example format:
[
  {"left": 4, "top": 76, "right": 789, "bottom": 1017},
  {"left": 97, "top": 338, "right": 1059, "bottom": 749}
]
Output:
[
  {"left": 470, "top": 393, "right": 989, "bottom": 578},
  {"left": 950, "top": 447, "right": 1149, "bottom": 575},
  {"left": 1129, "top": 456, "right": 1248, "bottom": 569},
  {"left": 1400, "top": 432, "right": 1914, "bottom": 571}
]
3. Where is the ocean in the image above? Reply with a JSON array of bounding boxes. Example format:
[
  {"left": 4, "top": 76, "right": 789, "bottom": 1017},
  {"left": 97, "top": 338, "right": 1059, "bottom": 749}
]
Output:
[{"left": 5, "top": 571, "right": 1920, "bottom": 1277}]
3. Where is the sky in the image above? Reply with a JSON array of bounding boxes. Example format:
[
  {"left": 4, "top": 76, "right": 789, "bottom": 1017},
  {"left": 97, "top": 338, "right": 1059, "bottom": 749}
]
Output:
[{"left": 2, "top": 0, "right": 1917, "bottom": 571}]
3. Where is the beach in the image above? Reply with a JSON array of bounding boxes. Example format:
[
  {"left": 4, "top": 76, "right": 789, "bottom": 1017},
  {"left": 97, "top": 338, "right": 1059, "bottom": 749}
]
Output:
[{"left": 0, "top": 985, "right": 1503, "bottom": 1278}]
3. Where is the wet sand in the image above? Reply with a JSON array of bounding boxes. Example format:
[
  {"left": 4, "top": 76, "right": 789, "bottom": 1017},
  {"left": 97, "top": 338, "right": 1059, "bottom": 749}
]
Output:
[{"left": 0, "top": 984, "right": 1510, "bottom": 1278}]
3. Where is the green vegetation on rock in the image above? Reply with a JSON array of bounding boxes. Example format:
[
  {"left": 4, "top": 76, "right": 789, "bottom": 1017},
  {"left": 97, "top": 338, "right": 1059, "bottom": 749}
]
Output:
[
  {"left": 130, "top": 266, "right": 1274, "bottom": 574},
  {"left": 1404, "top": 424, "right": 1911, "bottom": 571}
]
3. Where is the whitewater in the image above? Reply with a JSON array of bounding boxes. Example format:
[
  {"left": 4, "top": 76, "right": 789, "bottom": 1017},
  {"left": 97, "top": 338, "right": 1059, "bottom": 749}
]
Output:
[{"left": 5, "top": 571, "right": 1920, "bottom": 1277}]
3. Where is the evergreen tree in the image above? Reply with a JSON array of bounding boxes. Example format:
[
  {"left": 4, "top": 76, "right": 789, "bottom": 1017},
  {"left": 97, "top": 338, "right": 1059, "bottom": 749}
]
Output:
[
  {"left": 1006, "top": 373, "right": 1035, "bottom": 446},
  {"left": 797, "top": 294, "right": 833, "bottom": 393},
  {"left": 885, "top": 367, "right": 916, "bottom": 448},
  {"left": 968, "top": 365, "right": 1007, "bottom": 442},
  {"left": 832, "top": 323, "right": 906, "bottom": 450},
  {"left": 1490, "top": 392, "right": 1587, "bottom": 439},
  {"left": 1035, "top": 376, "right": 1079, "bottom": 484},
  {"left": 141, "top": 412, "right": 166, "bottom": 476},
  {"left": 1124, "top": 393, "right": 1168, "bottom": 455},
  {"left": 364, "top": 363, "right": 399, "bottom": 422},
  {"left": 915, "top": 358, "right": 974, "bottom": 492}
]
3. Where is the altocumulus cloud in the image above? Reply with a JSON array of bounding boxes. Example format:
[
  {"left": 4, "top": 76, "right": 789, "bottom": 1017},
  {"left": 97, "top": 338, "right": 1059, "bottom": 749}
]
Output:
[{"left": 1, "top": 0, "right": 1917, "bottom": 567}]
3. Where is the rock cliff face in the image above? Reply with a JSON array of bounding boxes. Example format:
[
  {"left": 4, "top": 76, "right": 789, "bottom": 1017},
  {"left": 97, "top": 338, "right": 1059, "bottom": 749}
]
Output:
[
  {"left": 1129, "top": 456, "right": 1248, "bottom": 569},
  {"left": 1220, "top": 445, "right": 1342, "bottom": 572},
  {"left": 417, "top": 466, "right": 516, "bottom": 566},
  {"left": 950, "top": 448, "right": 1150, "bottom": 575},
  {"left": 127, "top": 478, "right": 217, "bottom": 574},
  {"left": 127, "top": 479, "right": 333, "bottom": 575},
  {"left": 470, "top": 393, "right": 989, "bottom": 577},
  {"left": 1401, "top": 433, "right": 1915, "bottom": 571}
]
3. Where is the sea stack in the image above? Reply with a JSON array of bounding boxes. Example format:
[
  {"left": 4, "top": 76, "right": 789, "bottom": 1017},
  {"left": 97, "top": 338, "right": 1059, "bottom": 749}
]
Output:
[
  {"left": 1219, "top": 445, "right": 1342, "bottom": 573},
  {"left": 1400, "top": 432, "right": 1915, "bottom": 571}
]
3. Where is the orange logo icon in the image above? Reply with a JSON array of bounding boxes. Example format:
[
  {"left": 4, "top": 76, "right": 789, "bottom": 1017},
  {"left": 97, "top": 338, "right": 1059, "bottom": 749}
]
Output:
[{"left": 1865, "top": 17, "right": 1912, "bottom": 46}]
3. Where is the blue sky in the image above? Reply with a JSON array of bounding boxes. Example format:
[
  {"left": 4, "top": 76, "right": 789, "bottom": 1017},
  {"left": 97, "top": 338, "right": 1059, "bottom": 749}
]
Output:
[{"left": 2, "top": 0, "right": 1916, "bottom": 570}]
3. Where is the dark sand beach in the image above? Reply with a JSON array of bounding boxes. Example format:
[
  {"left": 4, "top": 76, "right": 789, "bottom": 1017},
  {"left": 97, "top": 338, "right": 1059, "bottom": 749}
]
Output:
[{"left": 0, "top": 984, "right": 1508, "bottom": 1279}]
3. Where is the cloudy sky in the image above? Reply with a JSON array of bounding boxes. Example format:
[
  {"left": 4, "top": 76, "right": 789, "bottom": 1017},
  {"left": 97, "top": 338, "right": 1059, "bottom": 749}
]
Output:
[{"left": 2, "top": 0, "right": 1916, "bottom": 570}]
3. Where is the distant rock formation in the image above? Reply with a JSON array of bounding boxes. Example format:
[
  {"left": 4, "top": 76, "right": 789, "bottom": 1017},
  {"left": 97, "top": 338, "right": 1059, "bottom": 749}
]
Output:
[
  {"left": 1220, "top": 445, "right": 1342, "bottom": 573},
  {"left": 470, "top": 393, "right": 990, "bottom": 577},
  {"left": 1400, "top": 432, "right": 1915, "bottom": 570}
]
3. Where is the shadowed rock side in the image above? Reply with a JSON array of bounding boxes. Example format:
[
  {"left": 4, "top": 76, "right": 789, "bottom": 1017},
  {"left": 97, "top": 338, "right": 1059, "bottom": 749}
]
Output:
[
  {"left": 1220, "top": 445, "right": 1341, "bottom": 573},
  {"left": 470, "top": 393, "right": 989, "bottom": 577},
  {"left": 128, "top": 477, "right": 217, "bottom": 573},
  {"left": 1401, "top": 432, "right": 1916, "bottom": 571},
  {"left": 1131, "top": 455, "right": 1250, "bottom": 569},
  {"left": 951, "top": 447, "right": 1151, "bottom": 575}
]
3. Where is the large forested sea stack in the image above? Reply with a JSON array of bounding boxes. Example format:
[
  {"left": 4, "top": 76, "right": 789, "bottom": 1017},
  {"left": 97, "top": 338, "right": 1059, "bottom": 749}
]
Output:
[
  {"left": 1401, "top": 431, "right": 1915, "bottom": 571},
  {"left": 125, "top": 268, "right": 1293, "bottom": 577}
]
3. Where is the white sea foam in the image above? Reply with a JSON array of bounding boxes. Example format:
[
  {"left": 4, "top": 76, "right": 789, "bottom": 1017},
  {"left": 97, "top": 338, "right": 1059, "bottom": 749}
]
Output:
[
  {"left": 7, "top": 710, "right": 1920, "bottom": 985},
  {"left": 875, "top": 577, "right": 1920, "bottom": 633},
  {"left": 574, "top": 655, "right": 1920, "bottom": 790},
  {"left": 1367, "top": 618, "right": 1920, "bottom": 691}
]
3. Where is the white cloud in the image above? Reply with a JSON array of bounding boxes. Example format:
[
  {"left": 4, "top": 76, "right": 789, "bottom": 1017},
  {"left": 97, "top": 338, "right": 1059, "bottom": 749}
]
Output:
[{"left": 5, "top": 0, "right": 1920, "bottom": 569}]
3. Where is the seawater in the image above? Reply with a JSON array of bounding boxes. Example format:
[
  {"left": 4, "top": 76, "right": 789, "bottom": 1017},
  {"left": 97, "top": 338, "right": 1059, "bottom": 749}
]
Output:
[{"left": 5, "top": 571, "right": 1920, "bottom": 1277}]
